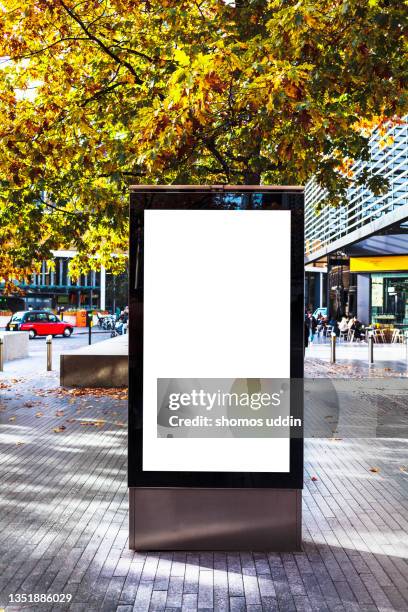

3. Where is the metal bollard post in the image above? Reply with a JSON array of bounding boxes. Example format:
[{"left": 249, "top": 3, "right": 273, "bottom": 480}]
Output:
[
  {"left": 0, "top": 337, "right": 3, "bottom": 372},
  {"left": 46, "top": 335, "right": 52, "bottom": 371},
  {"left": 330, "top": 332, "right": 336, "bottom": 363},
  {"left": 368, "top": 332, "right": 374, "bottom": 365}
]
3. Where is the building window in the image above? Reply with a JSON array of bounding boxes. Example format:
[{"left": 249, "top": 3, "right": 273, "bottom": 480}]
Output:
[
  {"left": 371, "top": 273, "right": 408, "bottom": 326},
  {"left": 55, "top": 258, "right": 69, "bottom": 286}
]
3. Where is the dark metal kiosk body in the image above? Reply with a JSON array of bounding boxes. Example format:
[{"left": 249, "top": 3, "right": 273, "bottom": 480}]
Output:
[{"left": 129, "top": 186, "right": 304, "bottom": 551}]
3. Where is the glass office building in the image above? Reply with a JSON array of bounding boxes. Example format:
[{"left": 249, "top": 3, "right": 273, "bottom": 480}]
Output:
[
  {"left": 0, "top": 250, "right": 105, "bottom": 312},
  {"left": 305, "top": 118, "right": 408, "bottom": 325}
]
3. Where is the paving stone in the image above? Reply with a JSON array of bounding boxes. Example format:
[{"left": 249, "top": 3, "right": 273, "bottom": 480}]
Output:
[
  {"left": 197, "top": 570, "right": 213, "bottom": 610},
  {"left": 229, "top": 596, "right": 246, "bottom": 612},
  {"left": 1, "top": 375, "right": 407, "bottom": 612},
  {"left": 260, "top": 595, "right": 279, "bottom": 611},
  {"left": 183, "top": 556, "right": 200, "bottom": 595},
  {"left": 149, "top": 589, "right": 167, "bottom": 611},
  {"left": 166, "top": 576, "right": 184, "bottom": 608},
  {"left": 133, "top": 582, "right": 154, "bottom": 612},
  {"left": 181, "top": 593, "right": 198, "bottom": 611}
]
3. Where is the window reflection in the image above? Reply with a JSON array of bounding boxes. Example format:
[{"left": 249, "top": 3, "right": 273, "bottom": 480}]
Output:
[{"left": 371, "top": 273, "right": 408, "bottom": 325}]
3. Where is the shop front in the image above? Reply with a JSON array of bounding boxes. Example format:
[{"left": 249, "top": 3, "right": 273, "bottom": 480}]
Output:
[
  {"left": 350, "top": 256, "right": 408, "bottom": 329},
  {"left": 371, "top": 273, "right": 408, "bottom": 327}
]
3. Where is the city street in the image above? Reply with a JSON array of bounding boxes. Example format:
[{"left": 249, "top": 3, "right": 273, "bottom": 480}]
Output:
[
  {"left": 0, "top": 353, "right": 407, "bottom": 611},
  {"left": 0, "top": 2, "right": 406, "bottom": 611},
  {"left": 306, "top": 340, "right": 408, "bottom": 378},
  {"left": 0, "top": 329, "right": 113, "bottom": 379}
]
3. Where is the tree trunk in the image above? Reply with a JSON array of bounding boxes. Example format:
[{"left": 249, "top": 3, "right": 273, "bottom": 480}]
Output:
[{"left": 243, "top": 170, "right": 261, "bottom": 185}]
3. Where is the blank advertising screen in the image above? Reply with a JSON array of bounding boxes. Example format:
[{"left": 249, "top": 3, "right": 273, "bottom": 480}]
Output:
[
  {"left": 129, "top": 188, "right": 304, "bottom": 490},
  {"left": 144, "top": 209, "right": 291, "bottom": 473}
]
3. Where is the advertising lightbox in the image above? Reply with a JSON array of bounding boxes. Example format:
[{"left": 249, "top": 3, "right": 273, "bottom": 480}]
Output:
[{"left": 129, "top": 186, "right": 304, "bottom": 551}]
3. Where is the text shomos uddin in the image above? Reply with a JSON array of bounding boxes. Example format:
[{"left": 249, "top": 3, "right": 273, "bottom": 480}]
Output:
[{"left": 167, "top": 415, "right": 302, "bottom": 428}]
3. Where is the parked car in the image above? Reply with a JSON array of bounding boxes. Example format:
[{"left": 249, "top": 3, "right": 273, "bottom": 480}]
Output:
[{"left": 6, "top": 310, "right": 74, "bottom": 339}]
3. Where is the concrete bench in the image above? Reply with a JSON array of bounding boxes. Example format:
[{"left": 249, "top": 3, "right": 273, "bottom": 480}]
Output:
[
  {"left": 0, "top": 331, "right": 29, "bottom": 361},
  {"left": 60, "top": 334, "right": 128, "bottom": 387}
]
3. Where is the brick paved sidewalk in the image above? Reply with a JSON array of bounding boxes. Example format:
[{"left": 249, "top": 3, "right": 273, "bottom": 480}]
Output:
[{"left": 0, "top": 375, "right": 407, "bottom": 612}]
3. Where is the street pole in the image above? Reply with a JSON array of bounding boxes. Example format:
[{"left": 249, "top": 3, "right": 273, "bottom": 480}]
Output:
[
  {"left": 46, "top": 335, "right": 52, "bottom": 371},
  {"left": 405, "top": 331, "right": 408, "bottom": 361},
  {"left": 87, "top": 311, "right": 93, "bottom": 345},
  {"left": 0, "top": 337, "right": 3, "bottom": 372},
  {"left": 330, "top": 332, "right": 336, "bottom": 364},
  {"left": 368, "top": 332, "right": 374, "bottom": 365}
]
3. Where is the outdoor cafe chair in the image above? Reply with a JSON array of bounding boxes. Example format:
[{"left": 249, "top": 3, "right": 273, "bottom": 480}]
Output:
[
  {"left": 377, "top": 329, "right": 386, "bottom": 343},
  {"left": 339, "top": 329, "right": 348, "bottom": 342},
  {"left": 391, "top": 329, "right": 403, "bottom": 343},
  {"left": 326, "top": 325, "right": 333, "bottom": 339}
]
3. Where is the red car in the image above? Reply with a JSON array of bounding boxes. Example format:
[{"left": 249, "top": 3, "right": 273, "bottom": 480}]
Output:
[{"left": 6, "top": 310, "right": 74, "bottom": 339}]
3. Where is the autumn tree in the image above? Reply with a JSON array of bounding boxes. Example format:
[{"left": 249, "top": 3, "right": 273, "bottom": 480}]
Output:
[{"left": 0, "top": 0, "right": 406, "bottom": 283}]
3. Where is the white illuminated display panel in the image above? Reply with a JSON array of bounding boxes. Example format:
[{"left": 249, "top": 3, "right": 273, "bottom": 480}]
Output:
[{"left": 143, "top": 209, "right": 291, "bottom": 472}]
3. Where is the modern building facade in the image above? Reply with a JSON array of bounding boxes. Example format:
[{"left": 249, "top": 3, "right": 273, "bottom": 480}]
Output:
[
  {"left": 305, "top": 118, "right": 408, "bottom": 326},
  {"left": 0, "top": 250, "right": 107, "bottom": 312}
]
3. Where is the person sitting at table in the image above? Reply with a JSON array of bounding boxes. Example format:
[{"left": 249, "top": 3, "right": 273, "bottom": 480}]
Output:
[
  {"left": 328, "top": 317, "right": 340, "bottom": 336},
  {"left": 339, "top": 316, "right": 349, "bottom": 333},
  {"left": 350, "top": 316, "right": 363, "bottom": 340}
]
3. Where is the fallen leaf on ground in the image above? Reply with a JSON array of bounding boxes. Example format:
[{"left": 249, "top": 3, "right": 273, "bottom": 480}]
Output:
[
  {"left": 66, "top": 418, "right": 76, "bottom": 423},
  {"left": 330, "top": 437, "right": 343, "bottom": 441},
  {"left": 80, "top": 420, "right": 105, "bottom": 428},
  {"left": 35, "top": 412, "right": 43, "bottom": 417},
  {"left": 53, "top": 425, "right": 66, "bottom": 433},
  {"left": 55, "top": 410, "right": 64, "bottom": 417},
  {"left": 15, "top": 441, "right": 24, "bottom": 446},
  {"left": 8, "top": 416, "right": 16, "bottom": 421},
  {"left": 399, "top": 466, "right": 407, "bottom": 473},
  {"left": 114, "top": 421, "right": 126, "bottom": 427},
  {"left": 369, "top": 467, "right": 380, "bottom": 473},
  {"left": 23, "top": 401, "right": 35, "bottom": 408},
  {"left": 45, "top": 386, "right": 127, "bottom": 400},
  {"left": 311, "top": 476, "right": 318, "bottom": 482}
]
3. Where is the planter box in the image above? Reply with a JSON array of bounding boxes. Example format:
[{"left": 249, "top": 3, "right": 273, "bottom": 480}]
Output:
[{"left": 0, "top": 331, "right": 29, "bottom": 361}]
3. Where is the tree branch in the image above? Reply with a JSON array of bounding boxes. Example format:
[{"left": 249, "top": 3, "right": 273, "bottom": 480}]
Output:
[
  {"left": 39, "top": 196, "right": 82, "bottom": 216},
  {"left": 58, "top": 0, "right": 143, "bottom": 85},
  {"left": 81, "top": 80, "right": 126, "bottom": 106},
  {"left": 9, "top": 37, "right": 90, "bottom": 60},
  {"left": 202, "top": 138, "right": 230, "bottom": 181}
]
